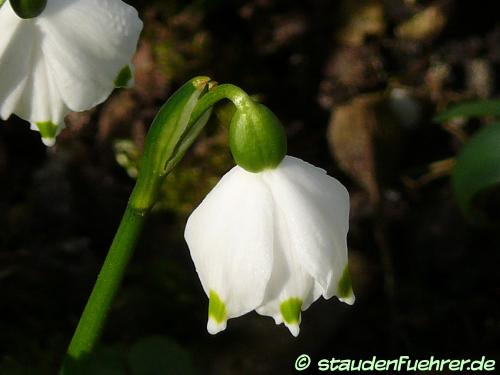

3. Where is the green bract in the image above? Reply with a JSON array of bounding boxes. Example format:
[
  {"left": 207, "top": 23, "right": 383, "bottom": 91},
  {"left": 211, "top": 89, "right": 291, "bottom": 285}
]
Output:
[
  {"left": 229, "top": 102, "right": 287, "bottom": 172},
  {"left": 10, "top": 0, "right": 47, "bottom": 19},
  {"left": 129, "top": 76, "right": 211, "bottom": 213}
]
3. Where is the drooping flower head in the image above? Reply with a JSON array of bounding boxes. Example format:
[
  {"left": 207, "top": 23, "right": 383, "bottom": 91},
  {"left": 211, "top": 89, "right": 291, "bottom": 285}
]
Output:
[
  {"left": 185, "top": 96, "right": 354, "bottom": 336},
  {"left": 0, "top": 0, "right": 142, "bottom": 145}
]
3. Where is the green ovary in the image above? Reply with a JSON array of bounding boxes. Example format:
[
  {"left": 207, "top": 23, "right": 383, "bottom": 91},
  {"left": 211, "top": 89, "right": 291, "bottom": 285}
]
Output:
[
  {"left": 337, "top": 265, "right": 353, "bottom": 298},
  {"left": 208, "top": 290, "right": 227, "bottom": 323},
  {"left": 280, "top": 298, "right": 303, "bottom": 324}
]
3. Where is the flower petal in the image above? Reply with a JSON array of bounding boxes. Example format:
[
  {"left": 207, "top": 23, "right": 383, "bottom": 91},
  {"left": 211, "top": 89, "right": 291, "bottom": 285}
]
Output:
[
  {"left": 0, "top": 2, "right": 32, "bottom": 120},
  {"left": 255, "top": 203, "right": 322, "bottom": 336},
  {"left": 37, "top": 0, "right": 143, "bottom": 111},
  {"left": 262, "top": 156, "right": 352, "bottom": 301},
  {"left": 184, "top": 166, "right": 274, "bottom": 333},
  {"left": 16, "top": 35, "right": 68, "bottom": 127}
]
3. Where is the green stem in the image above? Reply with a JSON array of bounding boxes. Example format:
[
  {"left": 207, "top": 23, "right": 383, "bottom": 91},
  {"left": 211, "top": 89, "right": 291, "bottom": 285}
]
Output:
[
  {"left": 191, "top": 83, "right": 252, "bottom": 119},
  {"left": 59, "top": 78, "right": 254, "bottom": 374},
  {"left": 163, "top": 84, "right": 253, "bottom": 174},
  {"left": 60, "top": 204, "right": 145, "bottom": 374},
  {"left": 60, "top": 77, "right": 212, "bottom": 373}
]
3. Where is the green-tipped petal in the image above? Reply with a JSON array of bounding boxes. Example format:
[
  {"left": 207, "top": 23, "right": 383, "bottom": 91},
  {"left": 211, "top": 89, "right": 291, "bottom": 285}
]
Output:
[
  {"left": 0, "top": 0, "right": 143, "bottom": 145},
  {"left": 114, "top": 65, "right": 133, "bottom": 88},
  {"left": 280, "top": 298, "right": 302, "bottom": 337},
  {"left": 337, "top": 265, "right": 355, "bottom": 304},
  {"left": 207, "top": 290, "right": 227, "bottom": 334},
  {"left": 33, "top": 121, "right": 59, "bottom": 146}
]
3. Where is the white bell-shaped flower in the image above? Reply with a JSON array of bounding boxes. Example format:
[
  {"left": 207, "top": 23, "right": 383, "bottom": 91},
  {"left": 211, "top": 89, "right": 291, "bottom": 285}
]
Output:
[
  {"left": 185, "top": 155, "right": 354, "bottom": 337},
  {"left": 0, "top": 0, "right": 142, "bottom": 145}
]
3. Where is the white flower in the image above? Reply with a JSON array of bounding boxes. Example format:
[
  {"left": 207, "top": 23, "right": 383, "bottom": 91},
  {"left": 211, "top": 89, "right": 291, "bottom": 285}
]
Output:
[
  {"left": 0, "top": 0, "right": 142, "bottom": 145},
  {"left": 185, "top": 155, "right": 354, "bottom": 337}
]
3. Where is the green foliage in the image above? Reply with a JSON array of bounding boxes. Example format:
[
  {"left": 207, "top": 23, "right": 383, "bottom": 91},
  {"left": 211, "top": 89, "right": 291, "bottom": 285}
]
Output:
[
  {"left": 435, "top": 99, "right": 500, "bottom": 122},
  {"left": 452, "top": 123, "right": 500, "bottom": 222}
]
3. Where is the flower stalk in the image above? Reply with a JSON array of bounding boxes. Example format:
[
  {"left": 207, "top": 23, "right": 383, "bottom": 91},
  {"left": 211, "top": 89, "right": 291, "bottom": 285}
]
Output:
[
  {"left": 61, "top": 77, "right": 214, "bottom": 373},
  {"left": 61, "top": 80, "right": 272, "bottom": 373}
]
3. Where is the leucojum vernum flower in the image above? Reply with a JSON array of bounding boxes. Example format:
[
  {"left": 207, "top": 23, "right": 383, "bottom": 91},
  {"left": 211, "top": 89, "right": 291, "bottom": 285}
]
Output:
[
  {"left": 185, "top": 90, "right": 355, "bottom": 337},
  {"left": 1, "top": 0, "right": 354, "bottom": 368},
  {"left": 0, "top": 0, "right": 142, "bottom": 145}
]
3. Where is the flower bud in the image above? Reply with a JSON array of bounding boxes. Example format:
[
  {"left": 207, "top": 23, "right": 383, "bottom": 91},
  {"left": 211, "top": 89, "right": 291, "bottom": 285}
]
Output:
[
  {"left": 229, "top": 102, "right": 287, "bottom": 172},
  {"left": 10, "top": 0, "right": 47, "bottom": 18}
]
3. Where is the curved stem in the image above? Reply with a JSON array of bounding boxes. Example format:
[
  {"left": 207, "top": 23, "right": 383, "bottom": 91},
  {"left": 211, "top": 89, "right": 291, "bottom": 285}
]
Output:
[
  {"left": 163, "top": 84, "right": 254, "bottom": 174},
  {"left": 190, "top": 83, "right": 252, "bottom": 121}
]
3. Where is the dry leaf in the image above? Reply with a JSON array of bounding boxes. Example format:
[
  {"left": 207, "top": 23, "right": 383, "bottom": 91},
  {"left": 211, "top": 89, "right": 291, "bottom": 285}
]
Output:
[{"left": 327, "top": 93, "right": 401, "bottom": 205}]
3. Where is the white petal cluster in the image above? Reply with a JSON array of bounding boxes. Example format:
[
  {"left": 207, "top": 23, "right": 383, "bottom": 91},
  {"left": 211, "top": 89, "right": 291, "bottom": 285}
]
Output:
[
  {"left": 185, "top": 156, "right": 354, "bottom": 337},
  {"left": 0, "top": 0, "right": 142, "bottom": 145}
]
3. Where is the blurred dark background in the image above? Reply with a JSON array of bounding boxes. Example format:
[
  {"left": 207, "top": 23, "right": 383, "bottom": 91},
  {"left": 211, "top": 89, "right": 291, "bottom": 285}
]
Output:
[{"left": 0, "top": 0, "right": 499, "bottom": 373}]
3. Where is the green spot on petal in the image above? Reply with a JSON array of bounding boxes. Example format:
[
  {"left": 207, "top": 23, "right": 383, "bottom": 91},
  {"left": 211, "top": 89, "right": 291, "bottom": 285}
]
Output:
[
  {"left": 114, "top": 65, "right": 132, "bottom": 87},
  {"left": 208, "top": 290, "right": 227, "bottom": 323},
  {"left": 0, "top": 0, "right": 5, "bottom": 9},
  {"left": 35, "top": 121, "right": 58, "bottom": 145},
  {"left": 280, "top": 297, "right": 302, "bottom": 324},
  {"left": 338, "top": 265, "right": 353, "bottom": 298}
]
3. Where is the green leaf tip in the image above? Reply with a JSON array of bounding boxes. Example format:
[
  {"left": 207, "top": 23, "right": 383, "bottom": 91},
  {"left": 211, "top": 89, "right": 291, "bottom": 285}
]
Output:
[
  {"left": 452, "top": 122, "right": 500, "bottom": 222},
  {"left": 208, "top": 290, "right": 227, "bottom": 323},
  {"left": 280, "top": 297, "right": 302, "bottom": 324},
  {"left": 435, "top": 99, "right": 500, "bottom": 122}
]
